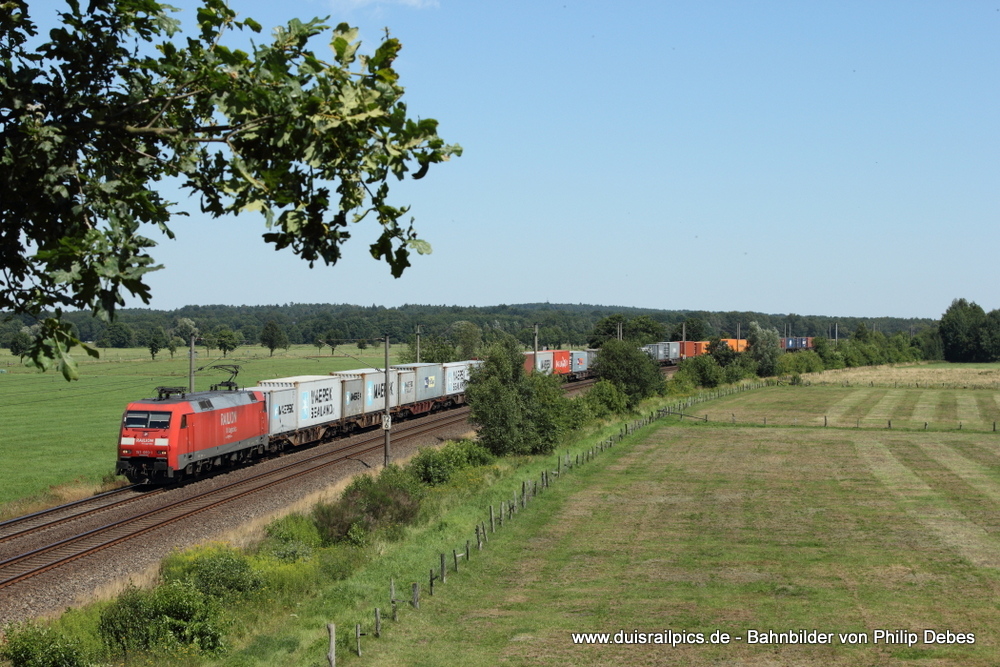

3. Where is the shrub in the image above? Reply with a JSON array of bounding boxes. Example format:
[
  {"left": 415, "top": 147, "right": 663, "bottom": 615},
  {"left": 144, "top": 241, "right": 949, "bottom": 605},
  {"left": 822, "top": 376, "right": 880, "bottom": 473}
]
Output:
[
  {"left": 409, "top": 448, "right": 453, "bottom": 486},
  {"left": 98, "top": 582, "right": 224, "bottom": 659},
  {"left": 312, "top": 465, "right": 425, "bottom": 545},
  {"left": 262, "top": 513, "right": 323, "bottom": 562},
  {"left": 584, "top": 379, "right": 628, "bottom": 419},
  {"left": 98, "top": 584, "right": 158, "bottom": 657},
  {"left": 148, "top": 581, "right": 224, "bottom": 651},
  {"left": 0, "top": 622, "right": 85, "bottom": 667},
  {"left": 522, "top": 372, "right": 574, "bottom": 454},
  {"left": 162, "top": 544, "right": 263, "bottom": 599},
  {"left": 264, "top": 513, "right": 322, "bottom": 548},
  {"left": 675, "top": 354, "right": 724, "bottom": 389},
  {"left": 317, "top": 544, "right": 367, "bottom": 580},
  {"left": 410, "top": 440, "right": 496, "bottom": 486}
]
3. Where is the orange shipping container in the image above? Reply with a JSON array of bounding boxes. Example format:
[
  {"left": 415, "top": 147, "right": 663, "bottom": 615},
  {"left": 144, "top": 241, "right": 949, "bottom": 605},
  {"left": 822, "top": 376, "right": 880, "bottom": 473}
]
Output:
[
  {"left": 680, "top": 341, "right": 710, "bottom": 359},
  {"left": 719, "top": 338, "right": 748, "bottom": 353}
]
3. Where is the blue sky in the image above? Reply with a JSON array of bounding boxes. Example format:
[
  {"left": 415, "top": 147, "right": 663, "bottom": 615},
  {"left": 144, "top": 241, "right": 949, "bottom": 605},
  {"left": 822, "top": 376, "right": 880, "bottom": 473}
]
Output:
[{"left": 34, "top": 0, "right": 1000, "bottom": 319}]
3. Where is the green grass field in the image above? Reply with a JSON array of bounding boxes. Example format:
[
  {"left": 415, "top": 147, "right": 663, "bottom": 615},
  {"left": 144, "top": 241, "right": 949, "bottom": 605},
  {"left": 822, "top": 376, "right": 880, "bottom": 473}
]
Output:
[
  {"left": 340, "top": 396, "right": 1000, "bottom": 666},
  {"left": 0, "top": 344, "right": 406, "bottom": 515},
  {"left": 697, "top": 385, "right": 1000, "bottom": 431},
  {"left": 15, "top": 366, "right": 1000, "bottom": 666}
]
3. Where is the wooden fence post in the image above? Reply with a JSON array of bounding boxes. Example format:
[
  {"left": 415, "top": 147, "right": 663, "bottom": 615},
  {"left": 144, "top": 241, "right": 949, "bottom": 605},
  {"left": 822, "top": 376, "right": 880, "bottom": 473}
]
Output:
[
  {"left": 375, "top": 608, "right": 381, "bottom": 638},
  {"left": 327, "top": 624, "right": 336, "bottom": 667},
  {"left": 412, "top": 582, "right": 419, "bottom": 609},
  {"left": 441, "top": 553, "right": 447, "bottom": 583},
  {"left": 490, "top": 504, "right": 496, "bottom": 532},
  {"left": 355, "top": 624, "right": 362, "bottom": 657}
]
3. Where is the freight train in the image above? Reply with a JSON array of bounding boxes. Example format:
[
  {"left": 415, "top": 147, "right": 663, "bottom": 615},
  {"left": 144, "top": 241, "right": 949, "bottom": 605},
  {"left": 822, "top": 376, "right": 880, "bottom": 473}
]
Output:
[
  {"left": 115, "top": 361, "right": 481, "bottom": 483},
  {"left": 641, "top": 337, "right": 813, "bottom": 364},
  {"left": 117, "top": 336, "right": 814, "bottom": 484}
]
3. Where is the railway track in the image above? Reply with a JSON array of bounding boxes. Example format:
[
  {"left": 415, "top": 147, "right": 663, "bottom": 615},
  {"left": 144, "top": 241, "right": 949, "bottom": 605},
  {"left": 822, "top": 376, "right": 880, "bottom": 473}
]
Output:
[
  {"left": 0, "top": 369, "right": 665, "bottom": 593},
  {"left": 0, "top": 485, "right": 162, "bottom": 545},
  {"left": 0, "top": 408, "right": 469, "bottom": 592}
]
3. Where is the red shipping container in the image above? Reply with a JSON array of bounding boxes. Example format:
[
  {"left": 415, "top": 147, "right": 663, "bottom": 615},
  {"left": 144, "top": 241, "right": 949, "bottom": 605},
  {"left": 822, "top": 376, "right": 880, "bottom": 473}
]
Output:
[
  {"left": 552, "top": 350, "right": 571, "bottom": 375},
  {"left": 523, "top": 352, "right": 535, "bottom": 374}
]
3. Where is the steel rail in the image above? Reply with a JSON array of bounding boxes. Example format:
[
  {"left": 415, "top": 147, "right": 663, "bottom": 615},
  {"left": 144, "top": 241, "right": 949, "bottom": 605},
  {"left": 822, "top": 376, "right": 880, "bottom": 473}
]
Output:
[{"left": 0, "top": 409, "right": 470, "bottom": 590}]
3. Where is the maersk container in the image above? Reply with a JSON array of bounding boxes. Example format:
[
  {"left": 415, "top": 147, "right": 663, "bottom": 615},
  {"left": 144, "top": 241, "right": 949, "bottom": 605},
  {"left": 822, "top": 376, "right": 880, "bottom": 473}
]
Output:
[
  {"left": 570, "top": 351, "right": 589, "bottom": 373},
  {"left": 395, "top": 369, "right": 416, "bottom": 407},
  {"left": 392, "top": 363, "right": 444, "bottom": 402},
  {"left": 336, "top": 374, "right": 364, "bottom": 417},
  {"left": 333, "top": 368, "right": 398, "bottom": 413},
  {"left": 254, "top": 386, "right": 297, "bottom": 435},
  {"left": 443, "top": 361, "right": 474, "bottom": 395},
  {"left": 256, "top": 375, "right": 343, "bottom": 430}
]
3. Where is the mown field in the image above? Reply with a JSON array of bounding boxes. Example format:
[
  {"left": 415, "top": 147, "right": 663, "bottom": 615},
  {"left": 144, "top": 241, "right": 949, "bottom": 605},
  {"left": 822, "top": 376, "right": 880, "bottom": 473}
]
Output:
[
  {"left": 0, "top": 344, "right": 405, "bottom": 516},
  {"left": 702, "top": 384, "right": 1000, "bottom": 431},
  {"left": 809, "top": 362, "right": 1000, "bottom": 390},
  {"left": 326, "top": 379, "right": 1000, "bottom": 666}
]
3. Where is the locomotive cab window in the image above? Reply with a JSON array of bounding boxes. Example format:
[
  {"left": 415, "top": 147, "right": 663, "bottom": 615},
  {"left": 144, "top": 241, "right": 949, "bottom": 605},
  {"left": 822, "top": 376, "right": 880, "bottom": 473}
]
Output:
[{"left": 124, "top": 411, "right": 172, "bottom": 429}]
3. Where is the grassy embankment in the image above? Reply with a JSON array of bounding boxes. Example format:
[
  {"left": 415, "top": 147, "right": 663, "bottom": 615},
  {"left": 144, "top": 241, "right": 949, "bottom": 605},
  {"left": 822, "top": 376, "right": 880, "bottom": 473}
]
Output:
[
  {"left": 334, "top": 377, "right": 1000, "bottom": 666},
  {"left": 0, "top": 344, "right": 405, "bottom": 518}
]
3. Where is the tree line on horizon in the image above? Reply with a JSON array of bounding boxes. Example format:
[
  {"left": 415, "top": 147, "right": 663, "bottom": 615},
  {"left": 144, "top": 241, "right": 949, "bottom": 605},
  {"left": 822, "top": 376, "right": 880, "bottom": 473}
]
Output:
[
  {"left": 1, "top": 302, "right": 937, "bottom": 361},
  {"left": 938, "top": 298, "right": 1000, "bottom": 363}
]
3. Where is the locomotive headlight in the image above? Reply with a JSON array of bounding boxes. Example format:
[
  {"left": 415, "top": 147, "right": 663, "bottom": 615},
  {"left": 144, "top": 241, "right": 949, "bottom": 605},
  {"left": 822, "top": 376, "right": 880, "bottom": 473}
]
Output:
[
  {"left": 157, "top": 450, "right": 168, "bottom": 456},
  {"left": 121, "top": 449, "right": 132, "bottom": 454}
]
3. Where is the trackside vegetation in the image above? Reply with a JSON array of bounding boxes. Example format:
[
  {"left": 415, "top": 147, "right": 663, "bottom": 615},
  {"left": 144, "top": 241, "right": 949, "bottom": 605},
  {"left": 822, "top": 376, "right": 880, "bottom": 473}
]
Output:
[
  {"left": 5, "top": 365, "right": 1000, "bottom": 664},
  {"left": 466, "top": 335, "right": 661, "bottom": 456},
  {"left": 0, "top": 352, "right": 660, "bottom": 665},
  {"left": 671, "top": 321, "right": 926, "bottom": 392}
]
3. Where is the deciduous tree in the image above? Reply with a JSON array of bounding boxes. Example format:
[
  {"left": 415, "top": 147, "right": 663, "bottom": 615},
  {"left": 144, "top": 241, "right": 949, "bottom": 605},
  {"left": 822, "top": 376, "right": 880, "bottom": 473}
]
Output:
[
  {"left": 259, "top": 320, "right": 288, "bottom": 357},
  {"left": 215, "top": 327, "right": 241, "bottom": 357},
  {"left": 592, "top": 339, "right": 664, "bottom": 408},
  {"left": 746, "top": 321, "right": 781, "bottom": 377},
  {"left": 1, "top": 0, "right": 460, "bottom": 378}
]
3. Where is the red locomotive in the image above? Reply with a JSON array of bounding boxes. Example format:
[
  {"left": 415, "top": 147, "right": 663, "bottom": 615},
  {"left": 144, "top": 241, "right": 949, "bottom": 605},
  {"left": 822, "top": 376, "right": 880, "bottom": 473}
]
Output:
[{"left": 116, "top": 386, "right": 268, "bottom": 483}]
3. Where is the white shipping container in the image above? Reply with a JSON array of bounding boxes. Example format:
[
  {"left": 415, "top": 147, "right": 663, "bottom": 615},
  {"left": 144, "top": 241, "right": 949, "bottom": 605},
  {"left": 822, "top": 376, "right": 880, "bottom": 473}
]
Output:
[
  {"left": 396, "top": 369, "right": 416, "bottom": 407},
  {"left": 256, "top": 375, "right": 343, "bottom": 430},
  {"left": 533, "top": 351, "right": 554, "bottom": 374},
  {"left": 333, "top": 368, "right": 399, "bottom": 414},
  {"left": 392, "top": 363, "right": 444, "bottom": 402},
  {"left": 443, "top": 360, "right": 481, "bottom": 395},
  {"left": 255, "top": 386, "right": 297, "bottom": 435}
]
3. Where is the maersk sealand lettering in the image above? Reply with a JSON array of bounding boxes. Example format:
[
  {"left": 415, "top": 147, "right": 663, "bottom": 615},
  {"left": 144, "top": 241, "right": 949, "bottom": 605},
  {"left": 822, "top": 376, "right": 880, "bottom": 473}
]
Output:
[{"left": 310, "top": 402, "right": 337, "bottom": 419}]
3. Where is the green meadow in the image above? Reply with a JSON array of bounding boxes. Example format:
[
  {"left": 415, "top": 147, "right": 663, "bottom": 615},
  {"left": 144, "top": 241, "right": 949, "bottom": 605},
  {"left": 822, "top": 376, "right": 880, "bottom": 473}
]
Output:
[
  {"left": 0, "top": 345, "right": 405, "bottom": 516},
  {"left": 333, "top": 387, "right": 1000, "bottom": 666},
  {"left": 12, "top": 367, "right": 1000, "bottom": 666}
]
